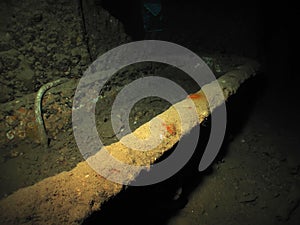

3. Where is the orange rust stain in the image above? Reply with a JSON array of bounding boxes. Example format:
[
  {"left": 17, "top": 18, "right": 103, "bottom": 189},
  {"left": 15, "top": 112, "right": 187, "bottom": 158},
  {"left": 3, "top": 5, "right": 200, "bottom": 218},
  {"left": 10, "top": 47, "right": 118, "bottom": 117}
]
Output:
[
  {"left": 162, "top": 123, "right": 176, "bottom": 135},
  {"left": 187, "top": 93, "right": 203, "bottom": 99}
]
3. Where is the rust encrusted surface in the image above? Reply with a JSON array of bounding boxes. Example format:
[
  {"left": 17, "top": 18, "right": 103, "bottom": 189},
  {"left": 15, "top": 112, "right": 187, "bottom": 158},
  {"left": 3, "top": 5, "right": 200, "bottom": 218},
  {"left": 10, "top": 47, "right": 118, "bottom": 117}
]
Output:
[{"left": 0, "top": 61, "right": 259, "bottom": 225}]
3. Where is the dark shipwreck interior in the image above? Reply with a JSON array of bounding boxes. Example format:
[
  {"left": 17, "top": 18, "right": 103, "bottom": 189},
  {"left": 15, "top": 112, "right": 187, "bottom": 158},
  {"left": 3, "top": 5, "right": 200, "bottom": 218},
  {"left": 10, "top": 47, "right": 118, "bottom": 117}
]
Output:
[{"left": 0, "top": 0, "right": 299, "bottom": 225}]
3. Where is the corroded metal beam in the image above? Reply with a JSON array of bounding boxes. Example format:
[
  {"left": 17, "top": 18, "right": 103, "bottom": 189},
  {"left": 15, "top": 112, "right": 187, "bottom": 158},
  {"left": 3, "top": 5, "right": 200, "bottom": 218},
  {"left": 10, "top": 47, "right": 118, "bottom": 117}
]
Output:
[{"left": 0, "top": 59, "right": 259, "bottom": 225}]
